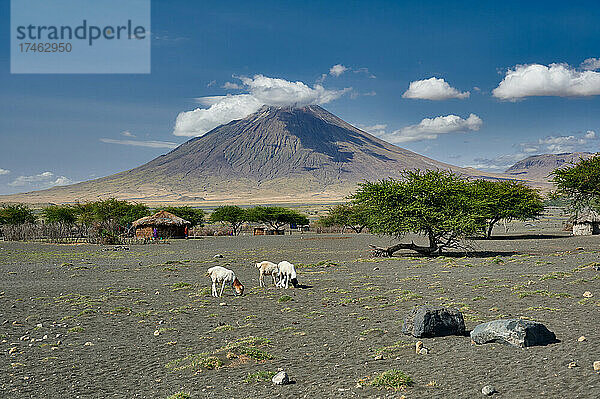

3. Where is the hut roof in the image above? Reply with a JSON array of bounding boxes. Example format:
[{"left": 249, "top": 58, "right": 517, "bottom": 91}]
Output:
[
  {"left": 132, "top": 211, "right": 191, "bottom": 228},
  {"left": 574, "top": 208, "right": 600, "bottom": 224}
]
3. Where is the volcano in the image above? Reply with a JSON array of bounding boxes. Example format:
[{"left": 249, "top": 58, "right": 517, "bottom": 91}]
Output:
[{"left": 2, "top": 105, "right": 502, "bottom": 204}]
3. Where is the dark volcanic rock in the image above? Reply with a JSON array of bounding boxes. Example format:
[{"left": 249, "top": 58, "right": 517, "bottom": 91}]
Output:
[
  {"left": 470, "top": 319, "right": 557, "bottom": 348},
  {"left": 402, "top": 305, "right": 466, "bottom": 338}
]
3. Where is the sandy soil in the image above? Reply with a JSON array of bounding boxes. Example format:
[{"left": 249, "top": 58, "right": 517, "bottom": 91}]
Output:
[{"left": 1, "top": 218, "right": 599, "bottom": 398}]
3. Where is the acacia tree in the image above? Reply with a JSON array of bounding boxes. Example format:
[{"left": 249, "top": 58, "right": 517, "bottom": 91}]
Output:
[
  {"left": 156, "top": 206, "right": 205, "bottom": 227},
  {"left": 352, "top": 170, "right": 485, "bottom": 256},
  {"left": 246, "top": 206, "right": 309, "bottom": 230},
  {"left": 473, "top": 180, "right": 545, "bottom": 238},
  {"left": 319, "top": 202, "right": 369, "bottom": 233},
  {"left": 209, "top": 205, "right": 246, "bottom": 235},
  {"left": 0, "top": 204, "right": 36, "bottom": 225},
  {"left": 552, "top": 156, "right": 600, "bottom": 212},
  {"left": 72, "top": 199, "right": 150, "bottom": 240},
  {"left": 42, "top": 205, "right": 77, "bottom": 225}
]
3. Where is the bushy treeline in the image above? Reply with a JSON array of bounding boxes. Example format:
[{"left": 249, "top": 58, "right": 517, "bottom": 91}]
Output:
[
  {"left": 0, "top": 199, "right": 206, "bottom": 243},
  {"left": 0, "top": 200, "right": 310, "bottom": 241},
  {"left": 319, "top": 170, "right": 544, "bottom": 256},
  {"left": 209, "top": 205, "right": 309, "bottom": 235}
]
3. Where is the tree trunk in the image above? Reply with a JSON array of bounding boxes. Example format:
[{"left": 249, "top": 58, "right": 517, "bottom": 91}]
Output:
[
  {"left": 369, "top": 242, "right": 438, "bottom": 257},
  {"left": 486, "top": 218, "right": 500, "bottom": 238}
]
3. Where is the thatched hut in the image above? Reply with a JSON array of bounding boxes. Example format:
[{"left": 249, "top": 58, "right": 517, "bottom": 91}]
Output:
[
  {"left": 572, "top": 209, "right": 600, "bottom": 236},
  {"left": 132, "top": 211, "right": 191, "bottom": 239}
]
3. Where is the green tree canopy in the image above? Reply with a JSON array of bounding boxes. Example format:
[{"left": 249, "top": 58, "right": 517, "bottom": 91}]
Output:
[
  {"left": 246, "top": 206, "right": 309, "bottom": 230},
  {"left": 0, "top": 204, "right": 36, "bottom": 225},
  {"left": 472, "top": 180, "right": 545, "bottom": 238},
  {"left": 352, "top": 170, "right": 485, "bottom": 256},
  {"left": 155, "top": 206, "right": 205, "bottom": 227},
  {"left": 318, "top": 202, "right": 369, "bottom": 233},
  {"left": 41, "top": 205, "right": 77, "bottom": 225},
  {"left": 552, "top": 155, "right": 600, "bottom": 212},
  {"left": 73, "top": 199, "right": 150, "bottom": 229},
  {"left": 209, "top": 205, "right": 247, "bottom": 235}
]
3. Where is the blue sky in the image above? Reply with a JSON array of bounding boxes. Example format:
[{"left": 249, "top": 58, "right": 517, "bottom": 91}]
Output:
[{"left": 1, "top": 0, "right": 599, "bottom": 194}]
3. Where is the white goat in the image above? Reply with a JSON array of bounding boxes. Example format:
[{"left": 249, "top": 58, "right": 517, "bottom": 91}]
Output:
[
  {"left": 256, "top": 261, "right": 279, "bottom": 287},
  {"left": 277, "top": 261, "right": 298, "bottom": 289},
  {"left": 206, "top": 266, "right": 244, "bottom": 297}
]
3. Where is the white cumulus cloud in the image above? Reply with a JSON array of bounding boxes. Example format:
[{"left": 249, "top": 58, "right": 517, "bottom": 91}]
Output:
[
  {"left": 402, "top": 77, "right": 470, "bottom": 100},
  {"left": 493, "top": 62, "right": 600, "bottom": 100},
  {"left": 121, "top": 130, "right": 136, "bottom": 137},
  {"left": 8, "top": 171, "right": 73, "bottom": 190},
  {"left": 223, "top": 81, "right": 242, "bottom": 90},
  {"left": 329, "top": 64, "right": 348, "bottom": 77},
  {"left": 173, "top": 75, "right": 351, "bottom": 137},
  {"left": 174, "top": 94, "right": 263, "bottom": 137},
  {"left": 585, "top": 130, "right": 596, "bottom": 139},
  {"left": 100, "top": 138, "right": 179, "bottom": 149},
  {"left": 0, "top": 168, "right": 10, "bottom": 175},
  {"left": 581, "top": 58, "right": 600, "bottom": 71},
  {"left": 518, "top": 130, "right": 598, "bottom": 154},
  {"left": 365, "top": 114, "right": 482, "bottom": 144}
]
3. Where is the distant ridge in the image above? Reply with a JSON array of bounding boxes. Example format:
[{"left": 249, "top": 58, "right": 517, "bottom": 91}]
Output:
[
  {"left": 505, "top": 152, "right": 594, "bottom": 182},
  {"left": 1, "top": 105, "right": 510, "bottom": 205}
]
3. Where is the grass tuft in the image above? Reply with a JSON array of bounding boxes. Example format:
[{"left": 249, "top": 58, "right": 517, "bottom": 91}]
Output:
[
  {"left": 244, "top": 370, "right": 276, "bottom": 383},
  {"left": 370, "top": 369, "right": 413, "bottom": 391},
  {"left": 166, "top": 392, "right": 191, "bottom": 399}
]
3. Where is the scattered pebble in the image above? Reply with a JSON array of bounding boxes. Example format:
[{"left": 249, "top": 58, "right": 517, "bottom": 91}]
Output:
[
  {"left": 578, "top": 336, "right": 586, "bottom": 342},
  {"left": 373, "top": 267, "right": 379, "bottom": 271},
  {"left": 419, "top": 348, "right": 429, "bottom": 355},
  {"left": 213, "top": 254, "right": 224, "bottom": 259},
  {"left": 374, "top": 354, "right": 383, "bottom": 360},
  {"left": 568, "top": 361, "right": 578, "bottom": 369},
  {"left": 583, "top": 291, "right": 593, "bottom": 298},
  {"left": 36, "top": 323, "right": 42, "bottom": 328},
  {"left": 219, "top": 302, "right": 227, "bottom": 306},
  {"left": 272, "top": 370, "right": 290, "bottom": 385},
  {"left": 84, "top": 341, "right": 94, "bottom": 346},
  {"left": 594, "top": 361, "right": 600, "bottom": 372},
  {"left": 8, "top": 347, "right": 17, "bottom": 354},
  {"left": 153, "top": 330, "right": 160, "bottom": 336},
  {"left": 482, "top": 385, "right": 497, "bottom": 396}
]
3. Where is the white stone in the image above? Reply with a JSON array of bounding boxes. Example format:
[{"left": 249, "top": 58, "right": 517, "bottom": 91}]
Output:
[{"left": 272, "top": 370, "right": 290, "bottom": 385}]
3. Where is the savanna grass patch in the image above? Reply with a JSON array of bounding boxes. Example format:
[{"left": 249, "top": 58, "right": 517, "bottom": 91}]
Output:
[
  {"left": 369, "top": 369, "right": 413, "bottom": 391},
  {"left": 244, "top": 370, "right": 276, "bottom": 383}
]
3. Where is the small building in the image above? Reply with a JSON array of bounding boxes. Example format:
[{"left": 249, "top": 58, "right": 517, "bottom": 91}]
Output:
[
  {"left": 253, "top": 227, "right": 266, "bottom": 236},
  {"left": 253, "top": 227, "right": 284, "bottom": 235},
  {"left": 572, "top": 209, "right": 600, "bottom": 236},
  {"left": 132, "top": 211, "right": 191, "bottom": 239}
]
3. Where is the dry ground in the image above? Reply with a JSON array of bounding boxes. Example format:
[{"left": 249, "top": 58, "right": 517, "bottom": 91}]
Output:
[{"left": 1, "top": 216, "right": 599, "bottom": 398}]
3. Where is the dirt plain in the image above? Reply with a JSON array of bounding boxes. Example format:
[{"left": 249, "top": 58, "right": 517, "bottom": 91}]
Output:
[{"left": 1, "top": 212, "right": 599, "bottom": 398}]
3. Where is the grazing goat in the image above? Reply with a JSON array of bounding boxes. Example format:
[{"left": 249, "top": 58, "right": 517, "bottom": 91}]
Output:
[
  {"left": 206, "top": 266, "right": 244, "bottom": 297},
  {"left": 256, "top": 261, "right": 279, "bottom": 287},
  {"left": 277, "top": 261, "right": 298, "bottom": 289}
]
